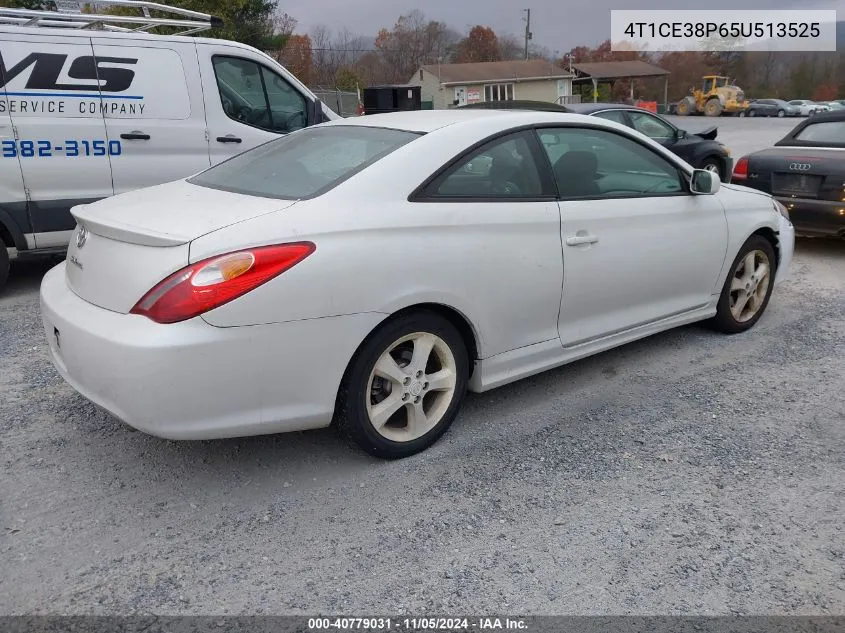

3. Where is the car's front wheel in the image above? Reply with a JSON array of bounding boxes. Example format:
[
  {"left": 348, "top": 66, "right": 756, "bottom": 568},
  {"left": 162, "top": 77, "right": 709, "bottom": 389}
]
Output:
[
  {"left": 712, "top": 235, "right": 776, "bottom": 334},
  {"left": 335, "top": 311, "right": 469, "bottom": 458},
  {"left": 777, "top": 109, "right": 785, "bottom": 117}
]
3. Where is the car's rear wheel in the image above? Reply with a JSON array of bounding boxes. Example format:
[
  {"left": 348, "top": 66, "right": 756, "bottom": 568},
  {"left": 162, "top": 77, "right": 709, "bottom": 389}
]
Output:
[
  {"left": 701, "top": 157, "right": 723, "bottom": 181},
  {"left": 0, "top": 245, "right": 9, "bottom": 292},
  {"left": 712, "top": 236, "right": 776, "bottom": 334},
  {"left": 335, "top": 311, "right": 469, "bottom": 458},
  {"left": 738, "top": 110, "right": 746, "bottom": 117},
  {"left": 748, "top": 109, "right": 756, "bottom": 117}
]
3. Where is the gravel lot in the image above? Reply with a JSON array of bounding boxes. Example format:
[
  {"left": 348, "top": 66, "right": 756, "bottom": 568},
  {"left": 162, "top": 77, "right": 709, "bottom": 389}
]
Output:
[{"left": 1, "top": 118, "right": 844, "bottom": 616}]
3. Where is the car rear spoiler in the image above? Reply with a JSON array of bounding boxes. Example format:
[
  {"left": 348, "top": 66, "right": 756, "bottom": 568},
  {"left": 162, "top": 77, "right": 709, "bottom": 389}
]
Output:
[{"left": 697, "top": 126, "right": 718, "bottom": 140}]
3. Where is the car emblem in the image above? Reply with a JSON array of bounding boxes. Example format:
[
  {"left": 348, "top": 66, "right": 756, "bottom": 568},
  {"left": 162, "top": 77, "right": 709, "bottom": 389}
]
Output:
[
  {"left": 789, "top": 163, "right": 811, "bottom": 172},
  {"left": 76, "top": 225, "right": 88, "bottom": 249}
]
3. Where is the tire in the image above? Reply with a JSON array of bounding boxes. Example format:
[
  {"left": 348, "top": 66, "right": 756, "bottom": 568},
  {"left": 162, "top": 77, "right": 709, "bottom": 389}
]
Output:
[
  {"left": 0, "top": 244, "right": 8, "bottom": 292},
  {"left": 748, "top": 109, "right": 756, "bottom": 117},
  {"left": 700, "top": 157, "right": 724, "bottom": 181},
  {"left": 711, "top": 235, "right": 776, "bottom": 334},
  {"left": 777, "top": 109, "right": 785, "bottom": 117},
  {"left": 704, "top": 99, "right": 723, "bottom": 117},
  {"left": 738, "top": 110, "right": 746, "bottom": 117},
  {"left": 335, "top": 311, "right": 469, "bottom": 459}
]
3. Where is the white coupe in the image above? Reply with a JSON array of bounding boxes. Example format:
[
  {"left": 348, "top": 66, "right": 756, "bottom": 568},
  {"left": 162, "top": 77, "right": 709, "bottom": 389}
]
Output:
[{"left": 40, "top": 110, "right": 795, "bottom": 458}]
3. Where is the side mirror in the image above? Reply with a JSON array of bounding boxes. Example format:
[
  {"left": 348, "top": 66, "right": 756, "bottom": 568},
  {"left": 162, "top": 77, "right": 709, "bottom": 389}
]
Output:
[
  {"left": 307, "top": 98, "right": 324, "bottom": 125},
  {"left": 676, "top": 128, "right": 687, "bottom": 139},
  {"left": 690, "top": 169, "right": 720, "bottom": 194}
]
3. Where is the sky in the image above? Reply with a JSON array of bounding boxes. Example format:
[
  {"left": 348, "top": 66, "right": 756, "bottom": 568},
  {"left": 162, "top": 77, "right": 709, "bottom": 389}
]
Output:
[{"left": 281, "top": 0, "right": 845, "bottom": 54}]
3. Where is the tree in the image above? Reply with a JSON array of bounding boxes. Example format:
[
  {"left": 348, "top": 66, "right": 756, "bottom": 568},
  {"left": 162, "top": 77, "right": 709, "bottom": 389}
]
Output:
[
  {"left": 374, "top": 11, "right": 456, "bottom": 82},
  {"left": 334, "top": 67, "right": 363, "bottom": 91},
  {"left": 813, "top": 83, "right": 837, "bottom": 101},
  {"left": 81, "top": 0, "right": 281, "bottom": 48},
  {"left": 497, "top": 34, "right": 523, "bottom": 61},
  {"left": 280, "top": 34, "right": 312, "bottom": 85},
  {"left": 0, "top": 0, "right": 53, "bottom": 7},
  {"left": 262, "top": 12, "right": 297, "bottom": 50},
  {"left": 454, "top": 26, "right": 500, "bottom": 63}
]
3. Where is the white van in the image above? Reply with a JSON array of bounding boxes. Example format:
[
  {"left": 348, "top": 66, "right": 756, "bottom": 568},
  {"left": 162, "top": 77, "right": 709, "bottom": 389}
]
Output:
[{"left": 0, "top": 1, "right": 338, "bottom": 289}]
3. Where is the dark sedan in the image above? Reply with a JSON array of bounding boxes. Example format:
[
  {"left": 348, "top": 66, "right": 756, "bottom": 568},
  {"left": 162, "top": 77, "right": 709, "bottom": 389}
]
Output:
[
  {"left": 460, "top": 101, "right": 733, "bottom": 181},
  {"left": 739, "top": 99, "right": 801, "bottom": 118},
  {"left": 731, "top": 110, "right": 845, "bottom": 237}
]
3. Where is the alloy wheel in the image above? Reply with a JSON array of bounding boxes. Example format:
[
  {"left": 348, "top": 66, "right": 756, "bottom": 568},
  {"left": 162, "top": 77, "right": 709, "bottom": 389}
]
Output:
[
  {"left": 729, "top": 249, "right": 771, "bottom": 323},
  {"left": 366, "top": 332, "right": 457, "bottom": 442}
]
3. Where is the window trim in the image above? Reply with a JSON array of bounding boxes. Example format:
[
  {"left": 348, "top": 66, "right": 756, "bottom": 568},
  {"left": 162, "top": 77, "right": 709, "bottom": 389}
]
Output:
[
  {"left": 410, "top": 123, "right": 696, "bottom": 204},
  {"left": 210, "top": 54, "right": 308, "bottom": 134},
  {"left": 409, "top": 128, "right": 557, "bottom": 203},
  {"left": 532, "top": 124, "right": 693, "bottom": 201}
]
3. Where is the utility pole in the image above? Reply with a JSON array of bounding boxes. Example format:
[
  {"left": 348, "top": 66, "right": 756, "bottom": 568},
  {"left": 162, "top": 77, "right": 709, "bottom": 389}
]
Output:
[{"left": 523, "top": 9, "right": 532, "bottom": 60}]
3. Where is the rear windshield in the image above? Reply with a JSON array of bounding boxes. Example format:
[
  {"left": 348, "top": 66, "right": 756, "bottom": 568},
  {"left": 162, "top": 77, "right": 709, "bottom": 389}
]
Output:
[
  {"left": 794, "top": 121, "right": 845, "bottom": 144},
  {"left": 189, "top": 126, "right": 421, "bottom": 199}
]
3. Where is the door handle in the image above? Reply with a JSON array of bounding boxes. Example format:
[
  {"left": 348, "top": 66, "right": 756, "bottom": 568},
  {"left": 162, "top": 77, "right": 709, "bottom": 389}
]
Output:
[
  {"left": 120, "top": 132, "right": 150, "bottom": 140},
  {"left": 565, "top": 234, "right": 599, "bottom": 246},
  {"left": 216, "top": 135, "right": 242, "bottom": 143}
]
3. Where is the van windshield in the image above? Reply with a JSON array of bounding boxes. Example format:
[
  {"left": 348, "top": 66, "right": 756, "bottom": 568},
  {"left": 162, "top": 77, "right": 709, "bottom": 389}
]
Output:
[{"left": 189, "top": 126, "right": 421, "bottom": 199}]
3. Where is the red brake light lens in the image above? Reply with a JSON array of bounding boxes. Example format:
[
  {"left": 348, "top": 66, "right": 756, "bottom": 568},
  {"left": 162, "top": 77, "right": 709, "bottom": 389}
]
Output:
[
  {"left": 131, "top": 242, "right": 315, "bottom": 324},
  {"left": 732, "top": 156, "right": 749, "bottom": 181}
]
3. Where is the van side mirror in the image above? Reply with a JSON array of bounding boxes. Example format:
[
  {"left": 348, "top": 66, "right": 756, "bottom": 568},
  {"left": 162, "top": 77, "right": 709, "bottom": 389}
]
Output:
[
  {"left": 307, "top": 99, "right": 325, "bottom": 125},
  {"left": 690, "top": 169, "right": 720, "bottom": 194}
]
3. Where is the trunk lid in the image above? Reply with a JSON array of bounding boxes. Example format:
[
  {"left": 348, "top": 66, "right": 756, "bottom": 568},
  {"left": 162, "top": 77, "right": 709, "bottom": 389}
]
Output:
[
  {"left": 742, "top": 148, "right": 845, "bottom": 201},
  {"left": 66, "top": 180, "right": 297, "bottom": 314}
]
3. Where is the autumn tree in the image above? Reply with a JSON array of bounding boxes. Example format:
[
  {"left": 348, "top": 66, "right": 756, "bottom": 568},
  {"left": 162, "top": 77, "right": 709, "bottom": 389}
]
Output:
[
  {"left": 280, "top": 34, "right": 313, "bottom": 85},
  {"left": 375, "top": 11, "right": 457, "bottom": 82},
  {"left": 454, "top": 26, "right": 500, "bottom": 63},
  {"left": 813, "top": 83, "right": 837, "bottom": 101}
]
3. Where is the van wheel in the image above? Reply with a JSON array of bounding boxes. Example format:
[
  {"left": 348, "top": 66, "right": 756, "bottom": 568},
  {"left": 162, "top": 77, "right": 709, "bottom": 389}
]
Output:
[
  {"left": 0, "top": 245, "right": 9, "bottom": 291},
  {"left": 335, "top": 311, "right": 469, "bottom": 459}
]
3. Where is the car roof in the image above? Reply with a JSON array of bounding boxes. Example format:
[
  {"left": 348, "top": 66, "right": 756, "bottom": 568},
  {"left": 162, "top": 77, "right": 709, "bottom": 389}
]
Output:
[
  {"left": 320, "top": 109, "right": 598, "bottom": 134},
  {"left": 563, "top": 102, "right": 642, "bottom": 114}
]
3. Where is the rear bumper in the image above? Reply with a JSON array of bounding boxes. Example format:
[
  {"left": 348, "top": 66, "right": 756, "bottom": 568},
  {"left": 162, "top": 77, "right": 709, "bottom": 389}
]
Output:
[
  {"left": 40, "top": 263, "right": 384, "bottom": 440},
  {"left": 776, "top": 197, "right": 845, "bottom": 236}
]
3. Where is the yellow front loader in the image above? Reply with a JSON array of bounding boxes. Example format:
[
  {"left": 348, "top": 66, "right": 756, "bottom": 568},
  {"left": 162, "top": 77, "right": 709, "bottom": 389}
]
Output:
[{"left": 676, "top": 76, "right": 750, "bottom": 117}]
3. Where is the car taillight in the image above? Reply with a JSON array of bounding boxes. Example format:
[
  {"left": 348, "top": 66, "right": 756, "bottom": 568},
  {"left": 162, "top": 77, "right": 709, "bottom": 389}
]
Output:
[
  {"left": 130, "top": 242, "right": 315, "bottom": 324},
  {"left": 732, "top": 156, "right": 749, "bottom": 181}
]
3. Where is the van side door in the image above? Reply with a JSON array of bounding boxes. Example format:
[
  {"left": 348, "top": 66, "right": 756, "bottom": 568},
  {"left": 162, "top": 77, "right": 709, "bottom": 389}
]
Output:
[
  {"left": 0, "top": 57, "right": 29, "bottom": 248},
  {"left": 197, "top": 43, "right": 316, "bottom": 164},
  {"left": 91, "top": 38, "right": 210, "bottom": 194},
  {"left": 0, "top": 34, "right": 113, "bottom": 247}
]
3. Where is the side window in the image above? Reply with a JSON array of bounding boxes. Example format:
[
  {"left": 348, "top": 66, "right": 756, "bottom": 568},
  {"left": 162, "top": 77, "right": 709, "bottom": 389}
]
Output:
[
  {"left": 628, "top": 112, "right": 675, "bottom": 140},
  {"left": 537, "top": 127, "right": 684, "bottom": 199},
  {"left": 261, "top": 68, "right": 307, "bottom": 132},
  {"left": 592, "top": 110, "right": 629, "bottom": 126},
  {"left": 212, "top": 56, "right": 307, "bottom": 133},
  {"left": 423, "top": 132, "right": 545, "bottom": 199}
]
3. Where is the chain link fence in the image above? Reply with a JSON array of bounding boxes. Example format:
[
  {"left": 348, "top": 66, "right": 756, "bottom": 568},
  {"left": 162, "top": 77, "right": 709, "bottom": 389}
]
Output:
[{"left": 311, "top": 88, "right": 361, "bottom": 117}]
